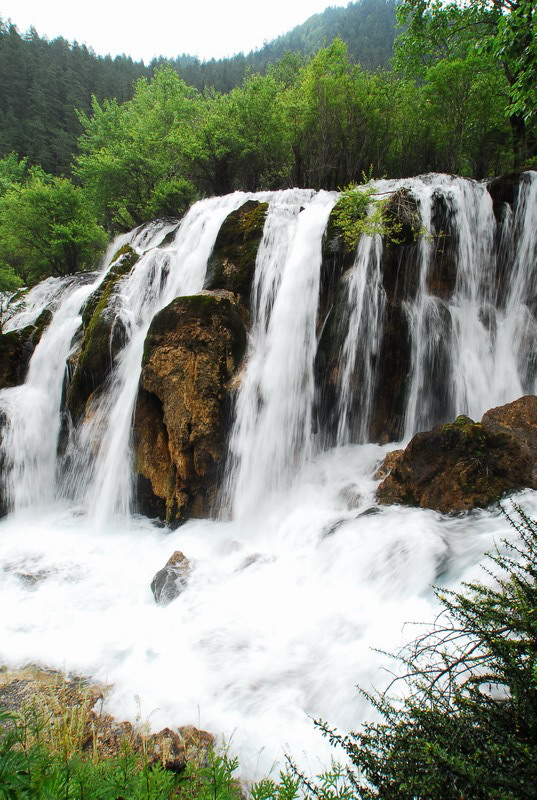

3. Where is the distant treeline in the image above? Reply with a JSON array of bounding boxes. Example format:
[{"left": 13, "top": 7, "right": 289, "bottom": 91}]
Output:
[
  {"left": 0, "top": 0, "right": 535, "bottom": 293},
  {"left": 0, "top": 0, "right": 397, "bottom": 176}
]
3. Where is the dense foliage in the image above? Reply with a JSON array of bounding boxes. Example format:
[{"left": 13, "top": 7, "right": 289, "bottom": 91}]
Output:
[
  {"left": 0, "top": 0, "right": 535, "bottom": 283},
  {"left": 0, "top": 19, "right": 147, "bottom": 176},
  {"left": 0, "top": 159, "right": 107, "bottom": 285},
  {"left": 395, "top": 0, "right": 536, "bottom": 165},
  {"left": 0, "top": 0, "right": 397, "bottom": 176}
]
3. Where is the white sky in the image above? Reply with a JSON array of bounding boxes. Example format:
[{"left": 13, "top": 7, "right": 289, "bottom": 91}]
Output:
[{"left": 0, "top": 1, "right": 352, "bottom": 62}]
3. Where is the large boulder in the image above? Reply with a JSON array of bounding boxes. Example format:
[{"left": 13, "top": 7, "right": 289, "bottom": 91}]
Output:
[
  {"left": 376, "top": 398, "right": 537, "bottom": 513},
  {"left": 0, "top": 309, "right": 52, "bottom": 390},
  {"left": 133, "top": 291, "right": 247, "bottom": 526},
  {"left": 204, "top": 199, "right": 268, "bottom": 313},
  {"left": 67, "top": 245, "right": 139, "bottom": 421},
  {"left": 481, "top": 395, "right": 537, "bottom": 452}
]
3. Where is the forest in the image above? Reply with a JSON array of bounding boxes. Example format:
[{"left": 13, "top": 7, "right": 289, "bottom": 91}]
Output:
[{"left": 0, "top": 0, "right": 535, "bottom": 286}]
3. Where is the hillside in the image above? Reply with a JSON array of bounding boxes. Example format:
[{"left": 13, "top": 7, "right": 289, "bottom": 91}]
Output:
[{"left": 0, "top": 0, "right": 397, "bottom": 174}]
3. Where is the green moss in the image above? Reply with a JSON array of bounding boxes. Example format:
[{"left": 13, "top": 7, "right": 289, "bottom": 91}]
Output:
[
  {"left": 81, "top": 245, "right": 139, "bottom": 328},
  {"left": 68, "top": 249, "right": 138, "bottom": 419}
]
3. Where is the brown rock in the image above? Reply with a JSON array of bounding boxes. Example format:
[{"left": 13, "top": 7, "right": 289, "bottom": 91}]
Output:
[
  {"left": 481, "top": 395, "right": 537, "bottom": 453},
  {"left": 0, "top": 665, "right": 213, "bottom": 773},
  {"left": 376, "top": 410, "right": 537, "bottom": 513},
  {"left": 374, "top": 449, "right": 404, "bottom": 480},
  {"left": 133, "top": 291, "right": 247, "bottom": 526}
]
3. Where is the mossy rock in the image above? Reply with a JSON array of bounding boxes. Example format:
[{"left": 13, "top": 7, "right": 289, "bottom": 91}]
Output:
[
  {"left": 377, "top": 411, "right": 537, "bottom": 513},
  {"left": 144, "top": 291, "right": 247, "bottom": 369},
  {"left": 204, "top": 200, "right": 268, "bottom": 306},
  {"left": 81, "top": 245, "right": 139, "bottom": 329},
  {"left": 67, "top": 246, "right": 139, "bottom": 421},
  {"left": 0, "top": 309, "right": 53, "bottom": 391}
]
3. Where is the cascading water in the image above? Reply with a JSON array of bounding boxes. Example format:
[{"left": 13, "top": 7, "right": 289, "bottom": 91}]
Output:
[
  {"left": 1, "top": 173, "right": 536, "bottom": 781},
  {"left": 225, "top": 189, "right": 336, "bottom": 520},
  {"left": 64, "top": 194, "right": 252, "bottom": 526},
  {"left": 329, "top": 173, "right": 537, "bottom": 443}
]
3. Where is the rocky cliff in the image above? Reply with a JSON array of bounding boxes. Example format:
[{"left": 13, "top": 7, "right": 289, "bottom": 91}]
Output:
[{"left": 133, "top": 291, "right": 247, "bottom": 525}]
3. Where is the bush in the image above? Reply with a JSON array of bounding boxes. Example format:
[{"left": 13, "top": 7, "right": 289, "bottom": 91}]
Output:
[{"left": 0, "top": 175, "right": 108, "bottom": 285}]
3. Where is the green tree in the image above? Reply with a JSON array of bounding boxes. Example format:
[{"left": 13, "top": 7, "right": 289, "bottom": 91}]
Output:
[
  {"left": 395, "top": 0, "right": 537, "bottom": 165},
  {"left": 0, "top": 175, "right": 107, "bottom": 284},
  {"left": 421, "top": 54, "right": 511, "bottom": 176},
  {"left": 227, "top": 72, "right": 293, "bottom": 190},
  {"left": 75, "top": 66, "right": 200, "bottom": 229},
  {"left": 303, "top": 504, "right": 537, "bottom": 799}
]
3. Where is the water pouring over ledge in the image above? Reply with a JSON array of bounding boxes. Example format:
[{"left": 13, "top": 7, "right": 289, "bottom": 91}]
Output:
[{"left": 0, "top": 173, "right": 536, "bottom": 780}]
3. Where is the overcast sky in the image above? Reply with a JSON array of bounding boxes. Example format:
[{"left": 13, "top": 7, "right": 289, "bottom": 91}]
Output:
[{"left": 1, "top": 1, "right": 352, "bottom": 62}]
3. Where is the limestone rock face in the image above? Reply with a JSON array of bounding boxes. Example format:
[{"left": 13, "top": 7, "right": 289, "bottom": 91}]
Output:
[
  {"left": 0, "top": 309, "right": 52, "bottom": 390},
  {"left": 151, "top": 550, "right": 191, "bottom": 606},
  {"left": 133, "top": 291, "right": 247, "bottom": 526},
  {"left": 67, "top": 245, "right": 139, "bottom": 421},
  {"left": 376, "top": 400, "right": 537, "bottom": 513},
  {"left": 204, "top": 199, "right": 268, "bottom": 311}
]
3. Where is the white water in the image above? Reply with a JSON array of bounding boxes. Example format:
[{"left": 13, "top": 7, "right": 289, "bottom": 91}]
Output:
[
  {"left": 225, "top": 189, "right": 335, "bottom": 519},
  {"left": 1, "top": 175, "right": 537, "bottom": 782},
  {"left": 330, "top": 174, "right": 537, "bottom": 442}
]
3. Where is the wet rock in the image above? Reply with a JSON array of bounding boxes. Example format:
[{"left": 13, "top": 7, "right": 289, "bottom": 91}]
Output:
[
  {"left": 487, "top": 171, "right": 524, "bottom": 223},
  {"left": 368, "top": 304, "right": 412, "bottom": 443},
  {"left": 0, "top": 309, "right": 52, "bottom": 390},
  {"left": 357, "top": 506, "right": 381, "bottom": 517},
  {"left": 426, "top": 190, "right": 458, "bottom": 300},
  {"left": 319, "top": 206, "right": 357, "bottom": 325},
  {"left": 133, "top": 291, "right": 247, "bottom": 526},
  {"left": 151, "top": 550, "right": 191, "bottom": 606},
  {"left": 374, "top": 449, "right": 404, "bottom": 480},
  {"left": 376, "top": 407, "right": 537, "bottom": 513},
  {"left": 67, "top": 245, "right": 139, "bottom": 421},
  {"left": 481, "top": 395, "right": 537, "bottom": 457},
  {"left": 382, "top": 187, "right": 421, "bottom": 248},
  {"left": 204, "top": 200, "right": 268, "bottom": 313},
  {"left": 381, "top": 190, "right": 422, "bottom": 307}
]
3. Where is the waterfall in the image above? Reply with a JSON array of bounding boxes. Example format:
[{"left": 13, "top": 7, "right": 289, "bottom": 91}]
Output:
[
  {"left": 1, "top": 173, "right": 536, "bottom": 781},
  {"left": 225, "top": 190, "right": 336, "bottom": 520},
  {"left": 328, "top": 174, "right": 537, "bottom": 443},
  {"left": 66, "top": 194, "right": 251, "bottom": 526}
]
